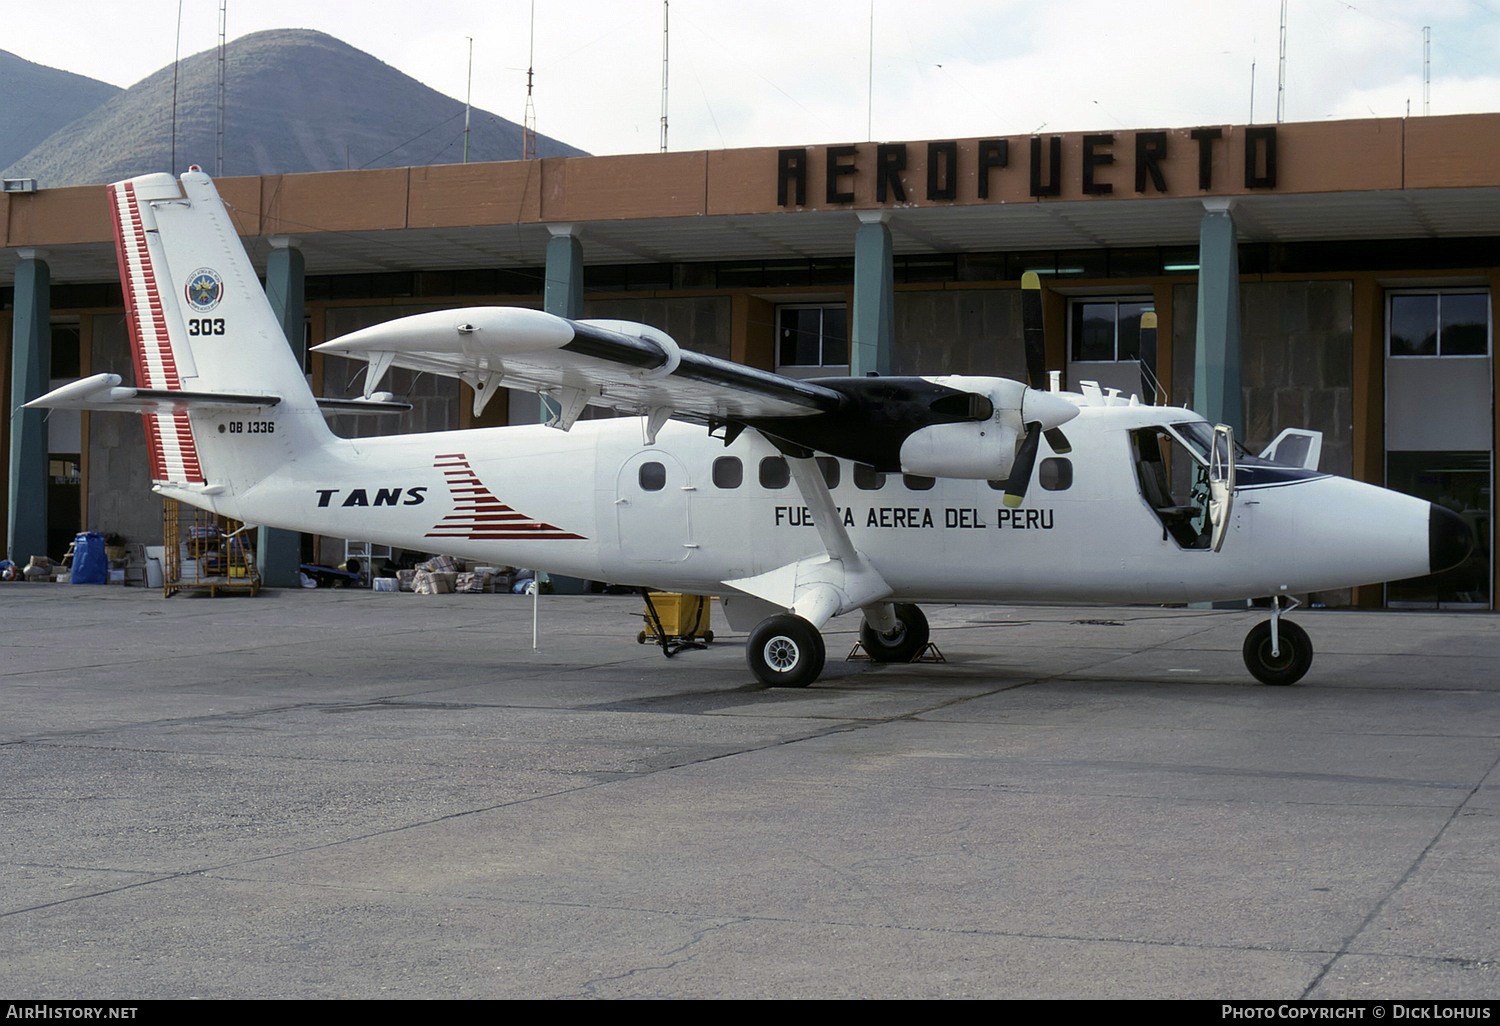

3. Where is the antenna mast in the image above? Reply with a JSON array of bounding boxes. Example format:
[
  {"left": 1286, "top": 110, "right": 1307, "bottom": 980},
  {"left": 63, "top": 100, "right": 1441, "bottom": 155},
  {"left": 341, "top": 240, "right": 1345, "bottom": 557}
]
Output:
[
  {"left": 171, "top": 0, "right": 183, "bottom": 173},
  {"left": 217, "top": 0, "right": 226, "bottom": 175},
  {"left": 867, "top": 1, "right": 874, "bottom": 141},
  {"left": 659, "top": 1, "right": 669, "bottom": 152},
  {"left": 1423, "top": 25, "right": 1431, "bottom": 115},
  {"left": 1276, "top": 0, "right": 1287, "bottom": 123},
  {"left": 523, "top": 1, "right": 537, "bottom": 159},
  {"left": 464, "top": 36, "right": 473, "bottom": 163}
]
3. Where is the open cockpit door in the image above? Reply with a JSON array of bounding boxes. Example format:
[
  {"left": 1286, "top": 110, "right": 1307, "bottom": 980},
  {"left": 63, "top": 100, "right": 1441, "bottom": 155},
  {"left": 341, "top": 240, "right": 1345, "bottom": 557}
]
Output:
[
  {"left": 1259, "top": 428, "right": 1323, "bottom": 471},
  {"left": 1208, "top": 424, "right": 1236, "bottom": 553}
]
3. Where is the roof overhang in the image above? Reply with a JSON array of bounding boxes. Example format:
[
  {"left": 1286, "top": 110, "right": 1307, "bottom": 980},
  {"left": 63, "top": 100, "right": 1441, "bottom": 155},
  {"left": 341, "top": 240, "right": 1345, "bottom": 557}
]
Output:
[{"left": 6, "top": 114, "right": 1500, "bottom": 288}]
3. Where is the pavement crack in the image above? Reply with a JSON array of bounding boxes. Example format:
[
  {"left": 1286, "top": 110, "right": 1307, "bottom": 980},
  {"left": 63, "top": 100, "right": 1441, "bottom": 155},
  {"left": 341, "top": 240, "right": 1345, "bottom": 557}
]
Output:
[{"left": 1301, "top": 745, "right": 1500, "bottom": 999}]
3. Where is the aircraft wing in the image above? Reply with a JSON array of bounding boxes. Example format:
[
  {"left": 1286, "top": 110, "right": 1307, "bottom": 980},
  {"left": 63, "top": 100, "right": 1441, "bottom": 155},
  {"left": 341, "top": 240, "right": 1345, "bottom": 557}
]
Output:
[
  {"left": 314, "top": 307, "right": 844, "bottom": 426},
  {"left": 315, "top": 306, "right": 1078, "bottom": 483}
]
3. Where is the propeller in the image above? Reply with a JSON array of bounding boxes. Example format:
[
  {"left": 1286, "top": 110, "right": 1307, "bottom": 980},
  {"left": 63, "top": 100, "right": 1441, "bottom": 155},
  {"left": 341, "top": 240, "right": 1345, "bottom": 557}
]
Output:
[
  {"left": 1020, "top": 271, "right": 1047, "bottom": 391},
  {"left": 1005, "top": 272, "right": 1071, "bottom": 506},
  {"left": 1003, "top": 386, "right": 1076, "bottom": 508},
  {"left": 1005, "top": 423, "right": 1043, "bottom": 508}
]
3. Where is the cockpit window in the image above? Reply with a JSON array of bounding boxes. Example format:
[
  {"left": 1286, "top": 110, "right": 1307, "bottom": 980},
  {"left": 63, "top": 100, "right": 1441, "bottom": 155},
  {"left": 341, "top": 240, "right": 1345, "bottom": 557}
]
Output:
[
  {"left": 1169, "top": 419, "right": 1308, "bottom": 473},
  {"left": 1168, "top": 420, "right": 1252, "bottom": 465}
]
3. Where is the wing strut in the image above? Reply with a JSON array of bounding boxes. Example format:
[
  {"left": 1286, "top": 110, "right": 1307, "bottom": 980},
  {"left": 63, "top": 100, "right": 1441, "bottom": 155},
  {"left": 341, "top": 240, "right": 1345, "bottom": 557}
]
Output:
[{"left": 723, "top": 440, "right": 892, "bottom": 630}]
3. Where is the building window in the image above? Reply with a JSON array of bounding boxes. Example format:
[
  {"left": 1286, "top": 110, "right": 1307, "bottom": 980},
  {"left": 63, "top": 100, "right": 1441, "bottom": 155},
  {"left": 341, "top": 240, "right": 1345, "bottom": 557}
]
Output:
[
  {"left": 1388, "top": 292, "right": 1490, "bottom": 357},
  {"left": 1069, "top": 298, "right": 1152, "bottom": 362},
  {"left": 50, "top": 323, "right": 82, "bottom": 379},
  {"left": 712, "top": 456, "right": 742, "bottom": 489},
  {"left": 776, "top": 304, "right": 848, "bottom": 369}
]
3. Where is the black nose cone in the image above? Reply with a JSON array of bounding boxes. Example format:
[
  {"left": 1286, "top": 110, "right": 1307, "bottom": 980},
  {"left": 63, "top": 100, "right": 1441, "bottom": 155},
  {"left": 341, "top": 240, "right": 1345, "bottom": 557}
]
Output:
[{"left": 1429, "top": 504, "right": 1474, "bottom": 574}]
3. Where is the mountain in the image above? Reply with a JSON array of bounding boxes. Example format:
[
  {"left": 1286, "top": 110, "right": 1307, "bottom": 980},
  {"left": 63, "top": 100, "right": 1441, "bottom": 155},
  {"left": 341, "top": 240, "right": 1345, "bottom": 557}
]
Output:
[
  {"left": 2, "top": 29, "right": 587, "bottom": 187},
  {"left": 0, "top": 50, "right": 121, "bottom": 173}
]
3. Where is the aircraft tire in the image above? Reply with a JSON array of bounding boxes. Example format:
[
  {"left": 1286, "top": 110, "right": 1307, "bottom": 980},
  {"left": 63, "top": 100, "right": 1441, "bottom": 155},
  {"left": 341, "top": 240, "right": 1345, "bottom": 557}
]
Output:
[
  {"left": 748, "top": 614, "right": 825, "bottom": 687},
  {"left": 860, "top": 603, "right": 930, "bottom": 663},
  {"left": 1242, "top": 619, "right": 1313, "bottom": 686}
]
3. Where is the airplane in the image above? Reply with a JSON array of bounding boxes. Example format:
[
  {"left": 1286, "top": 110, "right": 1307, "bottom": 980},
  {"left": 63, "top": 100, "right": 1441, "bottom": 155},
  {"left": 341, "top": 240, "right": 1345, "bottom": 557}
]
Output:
[{"left": 28, "top": 170, "right": 1474, "bottom": 688}]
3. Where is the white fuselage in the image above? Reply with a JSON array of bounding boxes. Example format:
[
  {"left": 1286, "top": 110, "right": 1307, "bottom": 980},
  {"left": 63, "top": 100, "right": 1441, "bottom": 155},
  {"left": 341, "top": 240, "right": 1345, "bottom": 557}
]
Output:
[{"left": 185, "top": 402, "right": 1434, "bottom": 606}]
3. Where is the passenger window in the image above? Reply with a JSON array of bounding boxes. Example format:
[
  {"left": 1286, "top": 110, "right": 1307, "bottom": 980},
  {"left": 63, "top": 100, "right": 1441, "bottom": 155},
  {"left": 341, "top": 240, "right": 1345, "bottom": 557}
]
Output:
[
  {"left": 816, "top": 457, "right": 840, "bottom": 488},
  {"left": 854, "top": 464, "right": 886, "bottom": 490},
  {"left": 759, "top": 456, "right": 790, "bottom": 489},
  {"left": 986, "top": 479, "right": 1010, "bottom": 491},
  {"left": 1039, "top": 458, "right": 1072, "bottom": 491},
  {"left": 639, "top": 462, "right": 666, "bottom": 491},
  {"left": 713, "top": 456, "right": 743, "bottom": 489},
  {"left": 902, "top": 474, "right": 935, "bottom": 491}
]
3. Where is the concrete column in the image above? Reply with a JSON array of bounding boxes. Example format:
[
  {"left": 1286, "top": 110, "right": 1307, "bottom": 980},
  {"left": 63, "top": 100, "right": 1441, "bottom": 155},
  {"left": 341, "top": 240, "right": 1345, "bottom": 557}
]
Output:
[
  {"left": 257, "top": 237, "right": 305, "bottom": 587},
  {"left": 522, "top": 225, "right": 585, "bottom": 429},
  {"left": 8, "top": 250, "right": 50, "bottom": 563},
  {"left": 1192, "top": 199, "right": 1243, "bottom": 434},
  {"left": 544, "top": 224, "right": 584, "bottom": 320},
  {"left": 851, "top": 211, "right": 894, "bottom": 377}
]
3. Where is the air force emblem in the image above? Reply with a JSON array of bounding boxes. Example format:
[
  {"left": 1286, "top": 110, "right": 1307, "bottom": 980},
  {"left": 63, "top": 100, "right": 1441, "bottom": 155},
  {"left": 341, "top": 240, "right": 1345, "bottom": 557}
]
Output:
[{"left": 184, "top": 268, "right": 224, "bottom": 312}]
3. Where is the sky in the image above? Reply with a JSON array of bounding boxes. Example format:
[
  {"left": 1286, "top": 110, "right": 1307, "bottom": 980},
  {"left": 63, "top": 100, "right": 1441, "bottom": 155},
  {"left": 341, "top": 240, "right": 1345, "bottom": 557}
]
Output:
[{"left": 9, "top": 0, "right": 1500, "bottom": 156}]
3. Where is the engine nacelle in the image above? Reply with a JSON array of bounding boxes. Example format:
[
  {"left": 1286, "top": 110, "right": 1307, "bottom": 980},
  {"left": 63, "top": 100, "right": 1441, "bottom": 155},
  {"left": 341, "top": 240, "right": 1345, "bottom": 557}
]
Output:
[
  {"left": 899, "top": 419, "right": 1022, "bottom": 479},
  {"left": 896, "top": 375, "right": 1078, "bottom": 480}
]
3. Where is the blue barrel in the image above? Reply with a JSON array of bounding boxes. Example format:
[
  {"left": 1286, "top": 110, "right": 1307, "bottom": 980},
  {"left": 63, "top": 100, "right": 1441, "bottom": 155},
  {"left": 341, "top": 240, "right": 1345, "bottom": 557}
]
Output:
[{"left": 70, "top": 531, "right": 109, "bottom": 585}]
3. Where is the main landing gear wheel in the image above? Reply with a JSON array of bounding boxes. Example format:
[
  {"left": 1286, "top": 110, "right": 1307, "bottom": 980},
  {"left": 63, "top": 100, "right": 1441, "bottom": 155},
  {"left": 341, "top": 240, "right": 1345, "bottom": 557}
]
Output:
[
  {"left": 1242, "top": 619, "right": 1313, "bottom": 686},
  {"left": 748, "top": 614, "right": 826, "bottom": 687},
  {"left": 860, "top": 603, "right": 930, "bottom": 663}
]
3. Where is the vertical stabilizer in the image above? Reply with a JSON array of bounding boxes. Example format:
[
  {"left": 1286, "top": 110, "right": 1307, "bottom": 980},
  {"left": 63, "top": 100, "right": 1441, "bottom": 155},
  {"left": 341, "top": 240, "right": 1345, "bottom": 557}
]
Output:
[{"left": 107, "top": 170, "right": 329, "bottom": 493}]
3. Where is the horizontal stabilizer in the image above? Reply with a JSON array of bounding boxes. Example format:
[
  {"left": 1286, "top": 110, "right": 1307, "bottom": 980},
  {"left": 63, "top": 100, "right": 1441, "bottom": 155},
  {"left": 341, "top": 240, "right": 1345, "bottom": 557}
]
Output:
[
  {"left": 314, "top": 395, "right": 413, "bottom": 416},
  {"left": 26, "top": 373, "right": 410, "bottom": 418},
  {"left": 24, "top": 373, "right": 280, "bottom": 413}
]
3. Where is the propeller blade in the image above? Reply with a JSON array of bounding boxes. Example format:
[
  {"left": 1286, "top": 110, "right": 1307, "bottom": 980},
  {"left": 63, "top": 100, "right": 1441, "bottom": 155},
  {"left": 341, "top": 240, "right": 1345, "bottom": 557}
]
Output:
[
  {"left": 1004, "top": 422, "right": 1042, "bottom": 508},
  {"left": 1138, "top": 310, "right": 1159, "bottom": 404},
  {"left": 1043, "top": 426, "right": 1072, "bottom": 454},
  {"left": 1021, "top": 271, "right": 1047, "bottom": 390}
]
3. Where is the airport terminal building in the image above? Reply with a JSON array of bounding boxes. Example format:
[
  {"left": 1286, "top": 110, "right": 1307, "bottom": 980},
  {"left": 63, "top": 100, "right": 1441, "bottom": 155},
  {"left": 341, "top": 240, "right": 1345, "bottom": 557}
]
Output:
[{"left": 4, "top": 113, "right": 1497, "bottom": 607}]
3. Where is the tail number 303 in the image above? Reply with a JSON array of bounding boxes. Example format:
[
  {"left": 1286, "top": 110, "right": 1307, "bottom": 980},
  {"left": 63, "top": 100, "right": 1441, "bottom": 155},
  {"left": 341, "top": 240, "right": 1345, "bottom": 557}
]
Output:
[{"left": 188, "top": 318, "right": 226, "bottom": 335}]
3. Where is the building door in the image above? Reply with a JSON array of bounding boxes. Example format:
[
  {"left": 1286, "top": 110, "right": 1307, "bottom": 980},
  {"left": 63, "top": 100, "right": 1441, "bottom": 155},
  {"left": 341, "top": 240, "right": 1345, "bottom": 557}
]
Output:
[
  {"left": 47, "top": 322, "right": 83, "bottom": 560},
  {"left": 1384, "top": 290, "right": 1492, "bottom": 607},
  {"left": 1066, "top": 297, "right": 1154, "bottom": 400}
]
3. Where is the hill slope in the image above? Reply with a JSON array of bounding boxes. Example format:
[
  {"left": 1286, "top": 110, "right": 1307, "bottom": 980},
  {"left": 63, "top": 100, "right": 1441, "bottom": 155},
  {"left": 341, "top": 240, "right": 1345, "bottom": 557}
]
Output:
[
  {"left": 3, "top": 29, "right": 587, "bottom": 187},
  {"left": 0, "top": 50, "right": 121, "bottom": 173}
]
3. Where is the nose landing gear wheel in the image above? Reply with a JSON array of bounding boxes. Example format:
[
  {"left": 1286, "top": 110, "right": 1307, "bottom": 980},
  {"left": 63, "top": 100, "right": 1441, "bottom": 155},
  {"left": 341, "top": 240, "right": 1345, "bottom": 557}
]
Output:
[
  {"left": 859, "top": 603, "right": 930, "bottom": 663},
  {"left": 1243, "top": 619, "right": 1313, "bottom": 685},
  {"left": 748, "top": 614, "right": 826, "bottom": 687}
]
